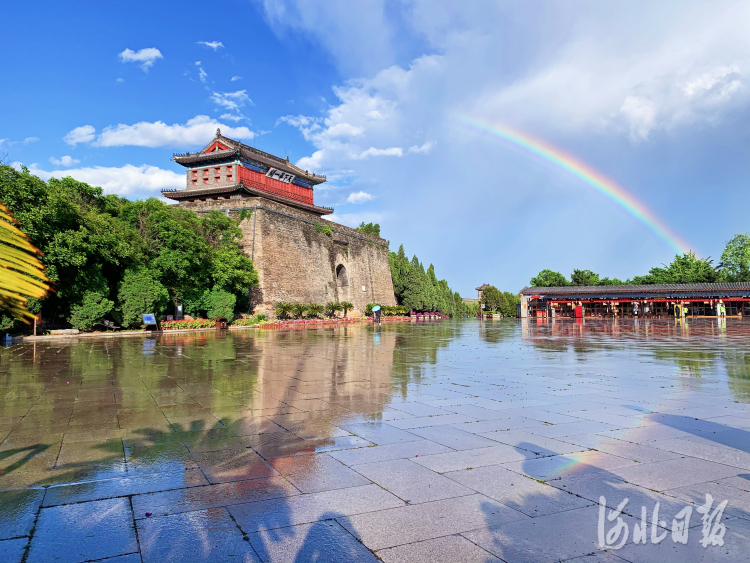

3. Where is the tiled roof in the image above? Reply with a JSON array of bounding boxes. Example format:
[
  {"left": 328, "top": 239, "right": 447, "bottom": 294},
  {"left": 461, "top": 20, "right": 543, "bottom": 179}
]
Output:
[
  {"left": 520, "top": 282, "right": 750, "bottom": 297},
  {"left": 161, "top": 183, "right": 334, "bottom": 215},
  {"left": 172, "top": 134, "right": 326, "bottom": 185}
]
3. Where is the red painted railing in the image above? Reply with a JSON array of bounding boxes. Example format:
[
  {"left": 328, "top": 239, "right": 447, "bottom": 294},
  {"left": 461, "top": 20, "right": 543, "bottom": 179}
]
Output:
[{"left": 238, "top": 166, "right": 314, "bottom": 205}]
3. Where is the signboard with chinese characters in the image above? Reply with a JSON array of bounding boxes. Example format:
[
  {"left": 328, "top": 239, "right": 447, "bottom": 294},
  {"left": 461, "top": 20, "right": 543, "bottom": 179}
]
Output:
[
  {"left": 141, "top": 313, "right": 157, "bottom": 326},
  {"left": 266, "top": 168, "right": 295, "bottom": 183}
]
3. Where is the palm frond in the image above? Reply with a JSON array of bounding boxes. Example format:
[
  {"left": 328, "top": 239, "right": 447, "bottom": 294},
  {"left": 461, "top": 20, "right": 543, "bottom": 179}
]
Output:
[{"left": 0, "top": 203, "right": 51, "bottom": 323}]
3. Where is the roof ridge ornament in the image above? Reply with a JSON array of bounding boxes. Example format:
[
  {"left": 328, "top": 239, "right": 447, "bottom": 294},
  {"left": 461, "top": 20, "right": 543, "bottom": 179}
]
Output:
[{"left": 216, "top": 128, "right": 221, "bottom": 137}]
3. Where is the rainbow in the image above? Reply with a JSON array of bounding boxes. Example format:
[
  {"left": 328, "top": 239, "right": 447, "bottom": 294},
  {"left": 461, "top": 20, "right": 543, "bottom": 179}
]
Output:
[{"left": 458, "top": 116, "right": 693, "bottom": 255}]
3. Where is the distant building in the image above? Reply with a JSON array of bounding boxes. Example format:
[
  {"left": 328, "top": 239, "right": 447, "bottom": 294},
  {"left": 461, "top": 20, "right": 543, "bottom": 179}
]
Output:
[
  {"left": 519, "top": 283, "right": 750, "bottom": 318},
  {"left": 162, "top": 130, "right": 396, "bottom": 316}
]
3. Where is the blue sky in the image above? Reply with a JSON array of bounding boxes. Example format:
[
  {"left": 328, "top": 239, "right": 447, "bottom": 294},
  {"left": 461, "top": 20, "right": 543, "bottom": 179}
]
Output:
[{"left": 2, "top": 0, "right": 748, "bottom": 295}]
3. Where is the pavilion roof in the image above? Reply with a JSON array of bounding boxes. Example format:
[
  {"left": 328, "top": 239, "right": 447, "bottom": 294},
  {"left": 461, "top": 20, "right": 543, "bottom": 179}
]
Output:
[
  {"left": 161, "top": 183, "right": 334, "bottom": 215},
  {"left": 520, "top": 282, "right": 750, "bottom": 298},
  {"left": 172, "top": 131, "right": 326, "bottom": 185}
]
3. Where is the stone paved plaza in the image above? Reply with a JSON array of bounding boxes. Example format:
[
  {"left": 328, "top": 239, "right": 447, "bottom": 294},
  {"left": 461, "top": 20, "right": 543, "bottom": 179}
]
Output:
[{"left": 0, "top": 319, "right": 749, "bottom": 562}]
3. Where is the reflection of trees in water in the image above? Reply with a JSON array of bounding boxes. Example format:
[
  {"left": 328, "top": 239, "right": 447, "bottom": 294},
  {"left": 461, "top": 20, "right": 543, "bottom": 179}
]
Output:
[
  {"left": 651, "top": 345, "right": 718, "bottom": 378},
  {"left": 478, "top": 321, "right": 517, "bottom": 344},
  {"left": 390, "top": 321, "right": 464, "bottom": 398},
  {"left": 723, "top": 349, "right": 750, "bottom": 402}
]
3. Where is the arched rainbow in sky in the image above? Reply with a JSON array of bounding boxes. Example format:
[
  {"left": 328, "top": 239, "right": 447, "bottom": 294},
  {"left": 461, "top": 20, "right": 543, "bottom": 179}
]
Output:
[{"left": 458, "top": 116, "right": 693, "bottom": 256}]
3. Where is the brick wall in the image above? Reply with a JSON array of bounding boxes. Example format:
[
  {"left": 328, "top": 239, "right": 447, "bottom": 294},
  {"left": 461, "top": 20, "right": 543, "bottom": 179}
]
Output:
[{"left": 175, "top": 195, "right": 397, "bottom": 317}]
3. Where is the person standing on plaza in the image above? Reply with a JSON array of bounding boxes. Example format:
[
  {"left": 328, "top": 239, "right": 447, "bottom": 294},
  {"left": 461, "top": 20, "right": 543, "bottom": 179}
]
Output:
[
  {"left": 373, "top": 304, "right": 382, "bottom": 325},
  {"left": 693, "top": 305, "right": 697, "bottom": 318}
]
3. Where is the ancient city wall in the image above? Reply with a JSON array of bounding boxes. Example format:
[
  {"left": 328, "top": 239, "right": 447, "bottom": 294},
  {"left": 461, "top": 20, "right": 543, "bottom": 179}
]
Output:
[{"left": 175, "top": 195, "right": 397, "bottom": 316}]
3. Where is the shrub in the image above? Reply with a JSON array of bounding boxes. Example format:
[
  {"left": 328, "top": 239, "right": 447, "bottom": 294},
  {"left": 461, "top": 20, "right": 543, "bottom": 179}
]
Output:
[
  {"left": 162, "top": 319, "right": 214, "bottom": 330},
  {"left": 325, "top": 301, "right": 343, "bottom": 318},
  {"left": 340, "top": 301, "right": 354, "bottom": 317},
  {"left": 365, "top": 303, "right": 376, "bottom": 316},
  {"left": 205, "top": 289, "right": 236, "bottom": 319},
  {"left": 69, "top": 292, "right": 114, "bottom": 331},
  {"left": 275, "top": 301, "right": 293, "bottom": 319},
  {"left": 306, "top": 303, "right": 323, "bottom": 319},
  {"left": 117, "top": 269, "right": 170, "bottom": 327},
  {"left": 292, "top": 303, "right": 308, "bottom": 319}
]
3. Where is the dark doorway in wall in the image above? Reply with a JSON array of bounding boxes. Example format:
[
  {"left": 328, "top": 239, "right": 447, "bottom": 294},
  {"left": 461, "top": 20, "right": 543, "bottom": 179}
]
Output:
[{"left": 336, "top": 264, "right": 348, "bottom": 287}]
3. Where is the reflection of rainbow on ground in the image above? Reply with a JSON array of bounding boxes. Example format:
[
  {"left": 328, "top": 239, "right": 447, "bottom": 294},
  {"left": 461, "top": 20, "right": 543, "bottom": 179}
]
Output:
[
  {"left": 458, "top": 117, "right": 693, "bottom": 256},
  {"left": 515, "top": 318, "right": 720, "bottom": 480}
]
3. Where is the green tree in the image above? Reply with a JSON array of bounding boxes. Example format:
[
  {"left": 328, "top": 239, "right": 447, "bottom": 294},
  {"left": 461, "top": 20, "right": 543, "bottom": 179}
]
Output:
[
  {"left": 205, "top": 289, "right": 236, "bottom": 319},
  {"left": 530, "top": 269, "right": 569, "bottom": 287},
  {"left": 117, "top": 268, "right": 170, "bottom": 327},
  {"left": 630, "top": 252, "right": 718, "bottom": 284},
  {"left": 481, "top": 285, "right": 503, "bottom": 311},
  {"left": 720, "top": 234, "right": 750, "bottom": 282},
  {"left": 356, "top": 222, "right": 381, "bottom": 237},
  {"left": 570, "top": 269, "right": 600, "bottom": 286},
  {"left": 69, "top": 291, "right": 114, "bottom": 331}
]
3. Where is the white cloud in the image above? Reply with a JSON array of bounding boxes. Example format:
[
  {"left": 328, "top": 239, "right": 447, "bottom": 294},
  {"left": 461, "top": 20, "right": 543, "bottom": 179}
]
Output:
[
  {"left": 49, "top": 155, "right": 80, "bottom": 167},
  {"left": 116, "top": 78, "right": 124, "bottom": 83},
  {"left": 198, "top": 67, "right": 208, "bottom": 83},
  {"left": 346, "top": 191, "right": 374, "bottom": 204},
  {"left": 326, "top": 211, "right": 385, "bottom": 228},
  {"left": 118, "top": 47, "right": 163, "bottom": 72},
  {"left": 210, "top": 90, "right": 252, "bottom": 110},
  {"left": 90, "top": 115, "right": 254, "bottom": 147},
  {"left": 231, "top": 76, "right": 242, "bottom": 81},
  {"left": 357, "top": 147, "right": 403, "bottom": 159},
  {"left": 220, "top": 113, "right": 244, "bottom": 122},
  {"left": 29, "top": 164, "right": 184, "bottom": 197},
  {"left": 0, "top": 139, "right": 6, "bottom": 145},
  {"left": 23, "top": 137, "right": 39, "bottom": 144},
  {"left": 64, "top": 125, "right": 96, "bottom": 145},
  {"left": 197, "top": 41, "right": 224, "bottom": 50},
  {"left": 408, "top": 141, "right": 434, "bottom": 154},
  {"left": 619, "top": 96, "right": 657, "bottom": 142}
]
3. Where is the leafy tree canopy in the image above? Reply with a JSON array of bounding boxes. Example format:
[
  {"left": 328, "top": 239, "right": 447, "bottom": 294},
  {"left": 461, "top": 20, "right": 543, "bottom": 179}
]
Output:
[
  {"left": 530, "top": 270, "right": 569, "bottom": 287},
  {"left": 720, "top": 234, "right": 750, "bottom": 282},
  {"left": 570, "top": 269, "right": 600, "bottom": 286},
  {"left": 356, "top": 222, "right": 381, "bottom": 237},
  {"left": 0, "top": 164, "right": 258, "bottom": 331}
]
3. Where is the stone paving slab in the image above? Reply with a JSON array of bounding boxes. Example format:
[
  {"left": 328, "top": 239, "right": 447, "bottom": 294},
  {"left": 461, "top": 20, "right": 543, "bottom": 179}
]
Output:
[
  {"left": 447, "top": 465, "right": 594, "bottom": 516},
  {"left": 410, "top": 444, "right": 537, "bottom": 473},
  {"left": 606, "top": 457, "right": 741, "bottom": 492},
  {"left": 0, "top": 538, "right": 27, "bottom": 563},
  {"left": 249, "top": 519, "right": 379, "bottom": 563},
  {"left": 404, "top": 425, "right": 499, "bottom": 450},
  {"left": 462, "top": 505, "right": 635, "bottom": 563},
  {"left": 229, "top": 484, "right": 404, "bottom": 533},
  {"left": 138, "top": 507, "right": 260, "bottom": 563},
  {"left": 481, "top": 429, "right": 591, "bottom": 456},
  {"left": 0, "top": 488, "right": 44, "bottom": 539},
  {"left": 341, "top": 493, "right": 528, "bottom": 550},
  {"left": 376, "top": 534, "right": 502, "bottom": 562},
  {"left": 132, "top": 475, "right": 300, "bottom": 518},
  {"left": 502, "top": 450, "right": 638, "bottom": 482},
  {"left": 43, "top": 468, "right": 208, "bottom": 507},
  {"left": 268, "top": 453, "right": 371, "bottom": 493},
  {"left": 328, "top": 439, "right": 452, "bottom": 466},
  {"left": 352, "top": 458, "right": 474, "bottom": 504},
  {"left": 27, "top": 498, "right": 137, "bottom": 563}
]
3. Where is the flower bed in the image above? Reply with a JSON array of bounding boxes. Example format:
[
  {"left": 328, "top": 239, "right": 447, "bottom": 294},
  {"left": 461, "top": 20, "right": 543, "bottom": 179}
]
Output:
[{"left": 161, "top": 319, "right": 215, "bottom": 330}]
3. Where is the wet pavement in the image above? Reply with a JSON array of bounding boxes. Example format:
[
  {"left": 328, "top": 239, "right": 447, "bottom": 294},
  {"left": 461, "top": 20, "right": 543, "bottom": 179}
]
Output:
[{"left": 0, "top": 318, "right": 749, "bottom": 562}]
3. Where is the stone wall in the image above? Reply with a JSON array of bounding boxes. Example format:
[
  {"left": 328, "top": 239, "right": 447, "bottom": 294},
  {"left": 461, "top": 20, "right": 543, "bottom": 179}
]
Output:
[{"left": 176, "top": 195, "right": 397, "bottom": 317}]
